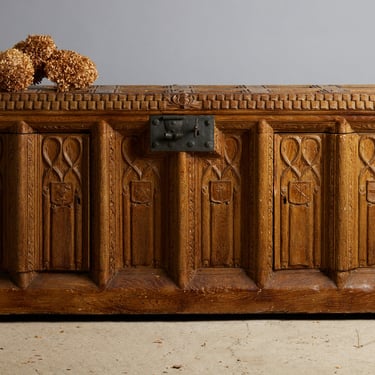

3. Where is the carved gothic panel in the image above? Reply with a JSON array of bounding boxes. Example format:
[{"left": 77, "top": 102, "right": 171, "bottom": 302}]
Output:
[
  {"left": 199, "top": 135, "right": 242, "bottom": 268},
  {"left": 274, "top": 134, "right": 324, "bottom": 269},
  {"left": 41, "top": 135, "right": 89, "bottom": 271},
  {"left": 121, "top": 136, "right": 165, "bottom": 268},
  {"left": 0, "top": 136, "right": 3, "bottom": 269},
  {"left": 359, "top": 135, "right": 375, "bottom": 266}
]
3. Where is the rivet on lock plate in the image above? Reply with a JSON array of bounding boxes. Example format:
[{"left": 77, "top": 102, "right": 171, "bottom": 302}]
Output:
[{"left": 150, "top": 115, "right": 215, "bottom": 152}]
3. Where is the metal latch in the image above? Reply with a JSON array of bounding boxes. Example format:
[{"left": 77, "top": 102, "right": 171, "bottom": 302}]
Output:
[{"left": 150, "top": 115, "right": 214, "bottom": 152}]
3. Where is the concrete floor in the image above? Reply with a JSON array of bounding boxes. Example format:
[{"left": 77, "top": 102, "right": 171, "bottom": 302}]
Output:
[{"left": 0, "top": 317, "right": 374, "bottom": 374}]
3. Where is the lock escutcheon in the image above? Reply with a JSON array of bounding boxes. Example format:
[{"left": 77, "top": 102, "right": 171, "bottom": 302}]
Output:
[{"left": 150, "top": 115, "right": 214, "bottom": 152}]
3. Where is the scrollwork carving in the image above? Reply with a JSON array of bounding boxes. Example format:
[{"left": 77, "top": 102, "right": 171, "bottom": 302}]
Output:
[{"left": 164, "top": 85, "right": 199, "bottom": 109}]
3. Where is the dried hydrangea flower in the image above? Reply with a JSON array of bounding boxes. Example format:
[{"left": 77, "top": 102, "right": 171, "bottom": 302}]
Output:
[
  {"left": 0, "top": 48, "right": 34, "bottom": 92},
  {"left": 14, "top": 34, "right": 56, "bottom": 84},
  {"left": 45, "top": 49, "right": 98, "bottom": 91}
]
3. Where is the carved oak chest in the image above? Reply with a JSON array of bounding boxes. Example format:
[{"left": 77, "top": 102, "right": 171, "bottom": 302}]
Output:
[{"left": 1, "top": 84, "right": 375, "bottom": 314}]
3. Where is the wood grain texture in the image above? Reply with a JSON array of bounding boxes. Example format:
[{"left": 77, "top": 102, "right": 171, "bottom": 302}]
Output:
[{"left": 2, "top": 85, "right": 375, "bottom": 313}]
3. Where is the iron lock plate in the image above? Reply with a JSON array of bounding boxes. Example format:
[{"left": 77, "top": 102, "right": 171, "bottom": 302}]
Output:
[{"left": 150, "top": 115, "right": 214, "bottom": 152}]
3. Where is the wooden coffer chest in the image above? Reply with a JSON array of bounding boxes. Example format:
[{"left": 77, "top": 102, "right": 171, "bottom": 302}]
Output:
[{"left": 2, "top": 84, "right": 375, "bottom": 314}]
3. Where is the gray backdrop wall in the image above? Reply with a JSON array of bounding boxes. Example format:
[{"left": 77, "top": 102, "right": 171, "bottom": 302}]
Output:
[{"left": 0, "top": 0, "right": 374, "bottom": 85}]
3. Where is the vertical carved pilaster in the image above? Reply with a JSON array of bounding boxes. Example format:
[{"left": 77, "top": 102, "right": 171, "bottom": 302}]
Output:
[
  {"left": 330, "top": 118, "right": 358, "bottom": 285},
  {"left": 91, "top": 121, "right": 113, "bottom": 287},
  {"left": 171, "top": 152, "right": 190, "bottom": 288},
  {"left": 7, "top": 121, "right": 37, "bottom": 288},
  {"left": 253, "top": 120, "right": 274, "bottom": 286},
  {"left": 186, "top": 152, "right": 196, "bottom": 282}
]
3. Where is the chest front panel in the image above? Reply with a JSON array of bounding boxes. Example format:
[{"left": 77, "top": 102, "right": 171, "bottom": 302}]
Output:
[{"left": 1, "top": 85, "right": 375, "bottom": 314}]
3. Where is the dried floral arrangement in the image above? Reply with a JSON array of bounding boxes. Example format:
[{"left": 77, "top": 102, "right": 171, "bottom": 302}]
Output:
[{"left": 0, "top": 34, "right": 98, "bottom": 92}]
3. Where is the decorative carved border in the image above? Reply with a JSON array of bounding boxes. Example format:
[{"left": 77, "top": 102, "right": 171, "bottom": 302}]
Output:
[{"left": 1, "top": 85, "right": 375, "bottom": 111}]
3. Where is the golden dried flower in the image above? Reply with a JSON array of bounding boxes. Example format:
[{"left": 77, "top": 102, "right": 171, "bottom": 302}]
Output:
[
  {"left": 0, "top": 49, "right": 34, "bottom": 92},
  {"left": 14, "top": 34, "right": 57, "bottom": 84},
  {"left": 45, "top": 50, "right": 98, "bottom": 92}
]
